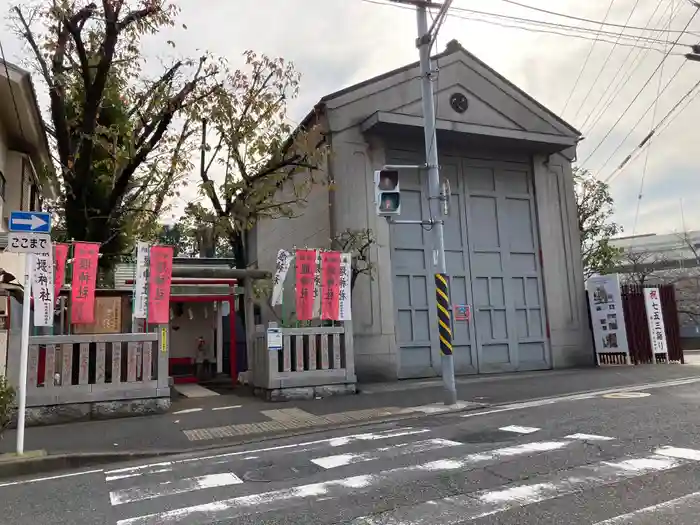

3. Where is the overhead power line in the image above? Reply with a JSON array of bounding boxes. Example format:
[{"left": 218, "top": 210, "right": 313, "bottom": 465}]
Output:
[
  {"left": 361, "top": 0, "right": 691, "bottom": 50},
  {"left": 496, "top": 0, "right": 700, "bottom": 35},
  {"left": 579, "top": 0, "right": 677, "bottom": 132},
  {"left": 604, "top": 77, "right": 700, "bottom": 184},
  {"left": 578, "top": 6, "right": 699, "bottom": 168},
  {"left": 571, "top": 0, "right": 642, "bottom": 122},
  {"left": 560, "top": 0, "right": 617, "bottom": 117}
]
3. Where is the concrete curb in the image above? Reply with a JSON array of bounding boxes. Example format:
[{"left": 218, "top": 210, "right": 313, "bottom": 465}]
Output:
[{"left": 4, "top": 373, "right": 700, "bottom": 481}]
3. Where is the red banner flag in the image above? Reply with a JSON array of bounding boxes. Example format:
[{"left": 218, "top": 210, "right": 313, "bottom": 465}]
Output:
[
  {"left": 295, "top": 249, "right": 317, "bottom": 320},
  {"left": 148, "top": 245, "right": 174, "bottom": 324},
  {"left": 54, "top": 243, "right": 69, "bottom": 305},
  {"left": 321, "top": 251, "right": 342, "bottom": 320},
  {"left": 70, "top": 242, "right": 99, "bottom": 324}
]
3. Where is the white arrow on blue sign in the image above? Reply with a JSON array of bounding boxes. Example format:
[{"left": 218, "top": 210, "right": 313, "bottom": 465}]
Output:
[{"left": 9, "top": 211, "right": 51, "bottom": 233}]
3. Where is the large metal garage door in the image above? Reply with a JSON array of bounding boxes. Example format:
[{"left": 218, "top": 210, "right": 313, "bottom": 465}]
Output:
[
  {"left": 464, "top": 159, "right": 549, "bottom": 373},
  {"left": 390, "top": 153, "right": 549, "bottom": 378}
]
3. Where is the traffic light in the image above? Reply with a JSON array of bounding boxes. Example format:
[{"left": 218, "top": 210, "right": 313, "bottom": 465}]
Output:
[{"left": 374, "top": 169, "right": 401, "bottom": 216}]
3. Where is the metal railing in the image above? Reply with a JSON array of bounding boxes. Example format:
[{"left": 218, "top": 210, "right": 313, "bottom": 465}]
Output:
[{"left": 251, "top": 323, "right": 356, "bottom": 390}]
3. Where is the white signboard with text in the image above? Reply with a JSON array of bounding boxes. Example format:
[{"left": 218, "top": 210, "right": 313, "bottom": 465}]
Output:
[
  {"left": 133, "top": 241, "right": 150, "bottom": 319},
  {"left": 644, "top": 287, "right": 669, "bottom": 361},
  {"left": 31, "top": 252, "right": 54, "bottom": 327},
  {"left": 586, "top": 274, "right": 631, "bottom": 365}
]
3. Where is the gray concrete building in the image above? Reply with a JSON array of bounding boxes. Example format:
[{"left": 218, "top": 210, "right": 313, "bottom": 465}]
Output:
[{"left": 248, "top": 40, "right": 591, "bottom": 381}]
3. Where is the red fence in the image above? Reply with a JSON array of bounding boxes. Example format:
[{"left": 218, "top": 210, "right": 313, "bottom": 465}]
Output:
[{"left": 620, "top": 284, "right": 684, "bottom": 365}]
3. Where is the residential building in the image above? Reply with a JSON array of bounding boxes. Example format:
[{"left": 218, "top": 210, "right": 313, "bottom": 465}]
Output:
[
  {"left": 248, "top": 40, "right": 591, "bottom": 381},
  {"left": 0, "top": 59, "right": 56, "bottom": 282}
]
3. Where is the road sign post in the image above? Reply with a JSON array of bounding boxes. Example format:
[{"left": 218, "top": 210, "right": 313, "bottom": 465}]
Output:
[{"left": 7, "top": 211, "right": 52, "bottom": 455}]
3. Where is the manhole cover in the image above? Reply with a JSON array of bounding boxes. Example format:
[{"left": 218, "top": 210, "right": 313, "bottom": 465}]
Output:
[
  {"left": 602, "top": 392, "right": 651, "bottom": 399},
  {"left": 243, "top": 463, "right": 322, "bottom": 482},
  {"left": 452, "top": 430, "right": 518, "bottom": 444}
]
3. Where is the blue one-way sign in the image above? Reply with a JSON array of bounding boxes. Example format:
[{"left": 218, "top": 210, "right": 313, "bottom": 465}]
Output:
[{"left": 9, "top": 211, "right": 51, "bottom": 233}]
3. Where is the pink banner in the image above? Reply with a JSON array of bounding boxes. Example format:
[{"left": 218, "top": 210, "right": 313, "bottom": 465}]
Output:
[
  {"left": 54, "top": 243, "right": 69, "bottom": 305},
  {"left": 321, "top": 251, "right": 341, "bottom": 320},
  {"left": 70, "top": 242, "right": 99, "bottom": 324},
  {"left": 295, "top": 249, "right": 317, "bottom": 320},
  {"left": 147, "top": 245, "right": 174, "bottom": 324}
]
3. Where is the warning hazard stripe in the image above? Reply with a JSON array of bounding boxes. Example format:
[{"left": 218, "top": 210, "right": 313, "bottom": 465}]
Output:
[{"left": 434, "top": 273, "right": 453, "bottom": 356}]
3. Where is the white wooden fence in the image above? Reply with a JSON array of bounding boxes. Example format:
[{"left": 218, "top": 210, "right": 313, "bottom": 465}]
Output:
[
  {"left": 7, "top": 332, "right": 170, "bottom": 407},
  {"left": 251, "top": 323, "right": 356, "bottom": 390}
]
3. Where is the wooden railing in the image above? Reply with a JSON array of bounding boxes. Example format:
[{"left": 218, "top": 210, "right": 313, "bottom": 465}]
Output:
[
  {"left": 251, "top": 323, "right": 356, "bottom": 390},
  {"left": 7, "top": 332, "right": 170, "bottom": 407}
]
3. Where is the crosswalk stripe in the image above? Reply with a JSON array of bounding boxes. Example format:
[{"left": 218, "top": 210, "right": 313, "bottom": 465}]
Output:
[
  {"left": 109, "top": 472, "right": 244, "bottom": 506},
  {"left": 592, "top": 490, "right": 700, "bottom": 524},
  {"left": 349, "top": 453, "right": 687, "bottom": 524},
  {"left": 104, "top": 427, "right": 430, "bottom": 481},
  {"left": 499, "top": 425, "right": 540, "bottom": 434},
  {"left": 564, "top": 433, "right": 615, "bottom": 441},
  {"left": 311, "top": 438, "right": 462, "bottom": 469},
  {"left": 115, "top": 439, "right": 575, "bottom": 525}
]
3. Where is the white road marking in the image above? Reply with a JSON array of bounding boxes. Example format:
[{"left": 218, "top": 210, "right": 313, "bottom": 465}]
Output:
[
  {"left": 350, "top": 453, "right": 687, "bottom": 524},
  {"left": 592, "top": 490, "right": 700, "bottom": 523},
  {"left": 212, "top": 405, "right": 242, "bottom": 411},
  {"left": 499, "top": 425, "right": 540, "bottom": 434},
  {"left": 311, "top": 438, "right": 462, "bottom": 469},
  {"left": 115, "top": 440, "right": 575, "bottom": 524},
  {"left": 103, "top": 427, "right": 430, "bottom": 480},
  {"left": 171, "top": 408, "right": 203, "bottom": 415},
  {"left": 654, "top": 446, "right": 700, "bottom": 461},
  {"left": 110, "top": 472, "right": 243, "bottom": 505},
  {"left": 0, "top": 469, "right": 103, "bottom": 488},
  {"left": 461, "top": 376, "right": 700, "bottom": 419},
  {"left": 564, "top": 433, "right": 615, "bottom": 441}
]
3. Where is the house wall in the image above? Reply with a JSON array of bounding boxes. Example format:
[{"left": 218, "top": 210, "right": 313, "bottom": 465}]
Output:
[{"left": 532, "top": 154, "right": 593, "bottom": 367}]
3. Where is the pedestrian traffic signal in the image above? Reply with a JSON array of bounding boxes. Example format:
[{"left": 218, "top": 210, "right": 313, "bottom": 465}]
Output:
[{"left": 375, "top": 169, "right": 401, "bottom": 216}]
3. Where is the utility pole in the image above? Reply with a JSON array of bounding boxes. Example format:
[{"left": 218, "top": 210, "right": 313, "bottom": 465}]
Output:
[{"left": 389, "top": 0, "right": 457, "bottom": 405}]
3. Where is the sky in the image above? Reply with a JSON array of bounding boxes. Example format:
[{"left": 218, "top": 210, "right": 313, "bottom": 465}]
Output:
[{"left": 2, "top": 0, "right": 700, "bottom": 237}]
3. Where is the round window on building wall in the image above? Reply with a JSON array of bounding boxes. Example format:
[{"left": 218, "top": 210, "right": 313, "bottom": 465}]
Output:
[{"left": 449, "top": 92, "right": 469, "bottom": 114}]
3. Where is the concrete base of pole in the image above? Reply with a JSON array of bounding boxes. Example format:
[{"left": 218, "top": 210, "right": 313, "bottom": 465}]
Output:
[{"left": 441, "top": 354, "right": 458, "bottom": 405}]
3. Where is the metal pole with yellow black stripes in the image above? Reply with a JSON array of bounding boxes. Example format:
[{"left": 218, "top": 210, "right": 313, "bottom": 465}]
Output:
[{"left": 435, "top": 273, "right": 453, "bottom": 357}]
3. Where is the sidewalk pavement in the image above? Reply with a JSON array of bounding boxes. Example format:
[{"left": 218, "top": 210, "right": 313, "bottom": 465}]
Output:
[{"left": 1, "top": 364, "right": 700, "bottom": 461}]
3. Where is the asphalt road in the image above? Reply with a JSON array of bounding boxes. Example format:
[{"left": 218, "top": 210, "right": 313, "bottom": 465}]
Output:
[{"left": 6, "top": 380, "right": 700, "bottom": 524}]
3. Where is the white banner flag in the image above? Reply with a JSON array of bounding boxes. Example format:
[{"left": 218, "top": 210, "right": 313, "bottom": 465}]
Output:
[
  {"left": 133, "top": 241, "right": 150, "bottom": 319},
  {"left": 313, "top": 249, "right": 322, "bottom": 319},
  {"left": 271, "top": 249, "right": 292, "bottom": 306},
  {"left": 338, "top": 252, "right": 352, "bottom": 321},
  {"left": 644, "top": 287, "right": 668, "bottom": 358},
  {"left": 32, "top": 251, "right": 54, "bottom": 327}
]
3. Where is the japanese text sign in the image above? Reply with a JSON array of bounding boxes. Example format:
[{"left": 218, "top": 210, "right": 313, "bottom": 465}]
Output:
[
  {"left": 53, "top": 243, "right": 69, "bottom": 305},
  {"left": 338, "top": 253, "right": 352, "bottom": 321},
  {"left": 70, "top": 242, "right": 99, "bottom": 324},
  {"left": 321, "top": 251, "right": 341, "bottom": 320},
  {"left": 133, "top": 241, "right": 150, "bottom": 319},
  {"left": 271, "top": 249, "right": 292, "bottom": 306},
  {"left": 644, "top": 288, "right": 668, "bottom": 356},
  {"left": 147, "top": 245, "right": 174, "bottom": 324},
  {"left": 295, "top": 249, "right": 317, "bottom": 320},
  {"left": 32, "top": 251, "right": 54, "bottom": 327}
]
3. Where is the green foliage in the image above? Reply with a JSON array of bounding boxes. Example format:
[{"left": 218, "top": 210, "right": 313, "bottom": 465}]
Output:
[
  {"left": 0, "top": 376, "right": 16, "bottom": 439},
  {"left": 12, "top": 0, "right": 215, "bottom": 270},
  {"left": 195, "top": 51, "right": 328, "bottom": 267},
  {"left": 574, "top": 168, "right": 623, "bottom": 278}
]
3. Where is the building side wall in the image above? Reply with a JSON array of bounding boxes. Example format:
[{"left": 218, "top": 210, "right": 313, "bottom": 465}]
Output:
[
  {"left": 532, "top": 153, "right": 593, "bottom": 367},
  {"left": 329, "top": 127, "right": 399, "bottom": 380}
]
